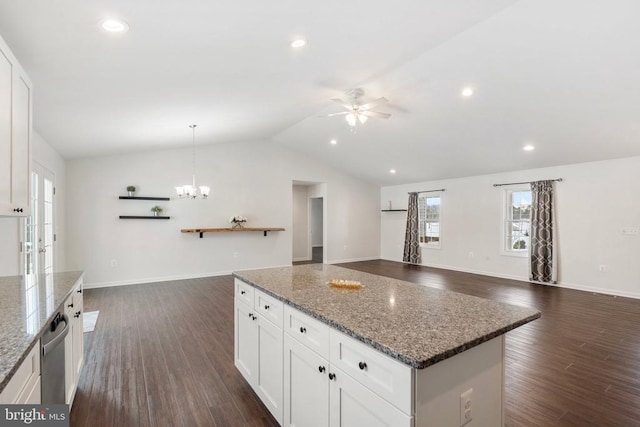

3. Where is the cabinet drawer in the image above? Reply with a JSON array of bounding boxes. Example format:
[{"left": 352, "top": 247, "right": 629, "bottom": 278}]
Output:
[
  {"left": 284, "top": 305, "right": 330, "bottom": 360},
  {"left": 330, "top": 329, "right": 413, "bottom": 415},
  {"left": 254, "top": 289, "right": 283, "bottom": 329},
  {"left": 235, "top": 278, "right": 254, "bottom": 306},
  {"left": 0, "top": 340, "right": 41, "bottom": 404}
]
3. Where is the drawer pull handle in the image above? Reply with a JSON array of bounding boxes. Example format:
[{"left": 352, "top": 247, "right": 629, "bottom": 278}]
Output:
[
  {"left": 264, "top": 305, "right": 270, "bottom": 310},
  {"left": 252, "top": 315, "right": 257, "bottom": 321},
  {"left": 74, "top": 311, "right": 82, "bottom": 318},
  {"left": 358, "top": 361, "right": 367, "bottom": 370},
  {"left": 299, "top": 327, "right": 307, "bottom": 334},
  {"left": 248, "top": 312, "right": 253, "bottom": 318},
  {"left": 67, "top": 303, "right": 74, "bottom": 308},
  {"left": 318, "top": 366, "right": 326, "bottom": 373},
  {"left": 241, "top": 290, "right": 246, "bottom": 295},
  {"left": 328, "top": 373, "right": 336, "bottom": 381}
]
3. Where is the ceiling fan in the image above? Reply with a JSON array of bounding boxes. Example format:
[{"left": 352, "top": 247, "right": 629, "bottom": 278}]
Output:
[{"left": 325, "top": 88, "right": 391, "bottom": 127}]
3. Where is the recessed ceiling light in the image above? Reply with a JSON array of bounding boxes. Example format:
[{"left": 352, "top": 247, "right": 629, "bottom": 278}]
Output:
[
  {"left": 389, "top": 169, "right": 396, "bottom": 174},
  {"left": 101, "top": 18, "right": 129, "bottom": 33},
  {"left": 330, "top": 139, "right": 337, "bottom": 145},
  {"left": 523, "top": 145, "right": 535, "bottom": 151},
  {"left": 291, "top": 39, "right": 307, "bottom": 48},
  {"left": 461, "top": 87, "right": 474, "bottom": 97}
]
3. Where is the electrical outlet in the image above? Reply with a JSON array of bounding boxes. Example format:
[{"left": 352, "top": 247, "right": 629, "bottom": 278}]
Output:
[
  {"left": 599, "top": 265, "right": 606, "bottom": 272},
  {"left": 468, "top": 251, "right": 474, "bottom": 258},
  {"left": 460, "top": 388, "right": 473, "bottom": 426},
  {"left": 110, "top": 259, "right": 117, "bottom": 267}
]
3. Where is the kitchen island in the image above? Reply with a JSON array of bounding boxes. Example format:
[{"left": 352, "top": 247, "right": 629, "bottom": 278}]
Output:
[
  {"left": 0, "top": 271, "right": 84, "bottom": 405},
  {"left": 233, "top": 264, "right": 540, "bottom": 426}
]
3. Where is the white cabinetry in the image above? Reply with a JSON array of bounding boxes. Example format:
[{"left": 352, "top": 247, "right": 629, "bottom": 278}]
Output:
[
  {"left": 234, "top": 279, "right": 283, "bottom": 424},
  {"left": 0, "top": 340, "right": 41, "bottom": 404},
  {"left": 0, "top": 34, "right": 31, "bottom": 217},
  {"left": 283, "top": 306, "right": 411, "bottom": 427},
  {"left": 64, "top": 279, "right": 84, "bottom": 407}
]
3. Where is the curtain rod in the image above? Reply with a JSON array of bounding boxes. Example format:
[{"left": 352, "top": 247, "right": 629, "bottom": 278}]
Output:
[
  {"left": 493, "top": 178, "right": 563, "bottom": 187},
  {"left": 408, "top": 189, "right": 445, "bottom": 194}
]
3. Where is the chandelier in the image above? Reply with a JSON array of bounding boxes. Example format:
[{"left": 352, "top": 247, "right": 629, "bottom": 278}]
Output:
[{"left": 175, "top": 124, "right": 210, "bottom": 199}]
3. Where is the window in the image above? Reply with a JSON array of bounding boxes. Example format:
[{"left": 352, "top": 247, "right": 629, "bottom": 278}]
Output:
[
  {"left": 418, "top": 195, "right": 441, "bottom": 247},
  {"left": 504, "top": 189, "right": 531, "bottom": 254}
]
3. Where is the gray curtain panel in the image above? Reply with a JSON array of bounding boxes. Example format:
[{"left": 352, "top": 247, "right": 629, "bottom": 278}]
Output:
[
  {"left": 403, "top": 192, "right": 421, "bottom": 264},
  {"left": 530, "top": 180, "right": 557, "bottom": 283}
]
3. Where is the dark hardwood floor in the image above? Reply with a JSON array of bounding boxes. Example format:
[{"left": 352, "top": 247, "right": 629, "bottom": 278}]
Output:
[{"left": 71, "top": 260, "right": 640, "bottom": 426}]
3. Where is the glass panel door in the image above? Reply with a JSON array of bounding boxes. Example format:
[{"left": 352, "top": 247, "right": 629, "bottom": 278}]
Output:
[{"left": 22, "top": 163, "right": 55, "bottom": 280}]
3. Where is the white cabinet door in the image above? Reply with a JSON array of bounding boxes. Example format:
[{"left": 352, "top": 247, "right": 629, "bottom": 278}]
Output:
[
  {"left": 284, "top": 334, "right": 329, "bottom": 427},
  {"left": 72, "top": 287, "right": 84, "bottom": 384},
  {"left": 64, "top": 295, "right": 75, "bottom": 404},
  {"left": 329, "top": 366, "right": 413, "bottom": 427},
  {"left": 234, "top": 299, "right": 258, "bottom": 383},
  {"left": 11, "top": 73, "right": 30, "bottom": 215},
  {"left": 0, "top": 36, "right": 31, "bottom": 217},
  {"left": 256, "top": 314, "right": 283, "bottom": 424},
  {"left": 0, "top": 48, "right": 13, "bottom": 214}
]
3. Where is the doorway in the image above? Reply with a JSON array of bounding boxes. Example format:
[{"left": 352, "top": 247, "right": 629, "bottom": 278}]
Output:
[
  {"left": 309, "top": 197, "right": 323, "bottom": 263},
  {"left": 292, "top": 181, "right": 325, "bottom": 265},
  {"left": 22, "top": 162, "right": 55, "bottom": 277}
]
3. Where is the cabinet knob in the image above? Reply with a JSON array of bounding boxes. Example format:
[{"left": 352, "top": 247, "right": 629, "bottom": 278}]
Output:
[
  {"left": 358, "top": 361, "right": 367, "bottom": 370},
  {"left": 77, "top": 289, "right": 82, "bottom": 294},
  {"left": 67, "top": 303, "right": 74, "bottom": 308},
  {"left": 241, "top": 290, "right": 246, "bottom": 295},
  {"left": 264, "top": 305, "right": 269, "bottom": 310},
  {"left": 248, "top": 312, "right": 253, "bottom": 318},
  {"left": 299, "top": 326, "right": 307, "bottom": 334},
  {"left": 74, "top": 311, "right": 81, "bottom": 318},
  {"left": 318, "top": 366, "right": 326, "bottom": 373},
  {"left": 13, "top": 208, "right": 23, "bottom": 213},
  {"left": 328, "top": 373, "right": 336, "bottom": 381},
  {"left": 252, "top": 315, "right": 257, "bottom": 320}
]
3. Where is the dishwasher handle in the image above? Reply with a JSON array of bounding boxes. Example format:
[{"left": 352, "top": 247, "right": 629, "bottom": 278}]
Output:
[{"left": 42, "top": 314, "right": 70, "bottom": 357}]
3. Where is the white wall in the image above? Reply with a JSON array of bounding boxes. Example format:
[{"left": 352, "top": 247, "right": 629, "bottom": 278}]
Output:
[
  {"left": 292, "top": 185, "right": 309, "bottom": 261},
  {"left": 311, "top": 197, "right": 323, "bottom": 247},
  {"left": 0, "top": 131, "right": 66, "bottom": 276},
  {"left": 381, "top": 156, "right": 640, "bottom": 298},
  {"left": 66, "top": 140, "right": 380, "bottom": 287}
]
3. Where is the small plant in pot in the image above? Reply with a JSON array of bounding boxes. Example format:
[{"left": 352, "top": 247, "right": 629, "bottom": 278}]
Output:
[
  {"left": 151, "top": 205, "right": 163, "bottom": 217},
  {"left": 126, "top": 185, "right": 136, "bottom": 197}
]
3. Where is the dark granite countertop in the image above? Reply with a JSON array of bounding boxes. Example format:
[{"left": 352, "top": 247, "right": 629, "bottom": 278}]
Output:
[
  {"left": 0, "top": 271, "right": 84, "bottom": 394},
  {"left": 233, "top": 265, "right": 540, "bottom": 369}
]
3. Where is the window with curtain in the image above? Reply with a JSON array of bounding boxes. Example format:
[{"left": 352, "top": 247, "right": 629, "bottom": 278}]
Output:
[
  {"left": 503, "top": 189, "right": 532, "bottom": 254},
  {"left": 418, "top": 195, "right": 441, "bottom": 247}
]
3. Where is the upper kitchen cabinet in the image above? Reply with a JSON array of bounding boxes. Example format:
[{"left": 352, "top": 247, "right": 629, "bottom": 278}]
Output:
[{"left": 0, "top": 34, "right": 31, "bottom": 217}]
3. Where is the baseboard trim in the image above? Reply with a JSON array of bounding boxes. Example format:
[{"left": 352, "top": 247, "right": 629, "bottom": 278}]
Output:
[
  {"left": 382, "top": 257, "right": 640, "bottom": 300},
  {"left": 293, "top": 257, "right": 312, "bottom": 262},
  {"left": 84, "top": 264, "right": 292, "bottom": 289},
  {"left": 328, "top": 256, "right": 380, "bottom": 265}
]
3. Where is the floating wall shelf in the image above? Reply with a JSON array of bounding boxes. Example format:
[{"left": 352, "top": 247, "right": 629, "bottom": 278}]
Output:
[
  {"left": 181, "top": 227, "right": 285, "bottom": 238},
  {"left": 120, "top": 216, "right": 170, "bottom": 220},
  {"left": 381, "top": 209, "right": 407, "bottom": 212},
  {"left": 119, "top": 196, "right": 171, "bottom": 201}
]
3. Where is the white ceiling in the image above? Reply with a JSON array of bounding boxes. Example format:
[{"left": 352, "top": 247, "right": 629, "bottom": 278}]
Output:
[{"left": 1, "top": 0, "right": 639, "bottom": 185}]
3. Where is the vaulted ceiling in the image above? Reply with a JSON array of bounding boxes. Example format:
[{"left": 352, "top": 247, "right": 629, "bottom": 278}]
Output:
[{"left": 0, "top": 0, "right": 638, "bottom": 185}]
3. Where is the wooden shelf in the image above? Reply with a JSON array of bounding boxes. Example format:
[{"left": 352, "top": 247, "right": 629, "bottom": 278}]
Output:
[
  {"left": 119, "top": 216, "right": 170, "bottom": 220},
  {"left": 381, "top": 209, "right": 407, "bottom": 212},
  {"left": 181, "top": 227, "right": 285, "bottom": 238},
  {"left": 119, "top": 196, "right": 170, "bottom": 201}
]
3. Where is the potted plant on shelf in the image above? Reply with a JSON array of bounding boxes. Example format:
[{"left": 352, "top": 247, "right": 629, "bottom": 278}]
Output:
[
  {"left": 126, "top": 185, "right": 136, "bottom": 197},
  {"left": 151, "top": 205, "right": 163, "bottom": 217},
  {"left": 229, "top": 215, "right": 247, "bottom": 229}
]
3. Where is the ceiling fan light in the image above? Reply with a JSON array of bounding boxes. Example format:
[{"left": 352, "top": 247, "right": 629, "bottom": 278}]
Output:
[
  {"left": 199, "top": 186, "right": 210, "bottom": 198},
  {"left": 358, "top": 114, "right": 368, "bottom": 124},
  {"left": 346, "top": 113, "right": 357, "bottom": 127}
]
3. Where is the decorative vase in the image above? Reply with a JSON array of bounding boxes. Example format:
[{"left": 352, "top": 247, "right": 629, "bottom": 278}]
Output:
[
  {"left": 232, "top": 222, "right": 244, "bottom": 229},
  {"left": 153, "top": 211, "right": 159, "bottom": 217},
  {"left": 128, "top": 191, "right": 135, "bottom": 197}
]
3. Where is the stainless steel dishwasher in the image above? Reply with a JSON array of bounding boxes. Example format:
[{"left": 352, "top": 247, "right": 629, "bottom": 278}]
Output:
[{"left": 41, "top": 312, "right": 70, "bottom": 404}]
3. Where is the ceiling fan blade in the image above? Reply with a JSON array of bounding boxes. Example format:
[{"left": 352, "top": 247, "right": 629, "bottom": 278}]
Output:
[
  {"left": 326, "top": 111, "right": 351, "bottom": 117},
  {"left": 361, "top": 111, "right": 391, "bottom": 119},
  {"left": 359, "top": 97, "right": 389, "bottom": 111},
  {"left": 331, "top": 98, "right": 352, "bottom": 109}
]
